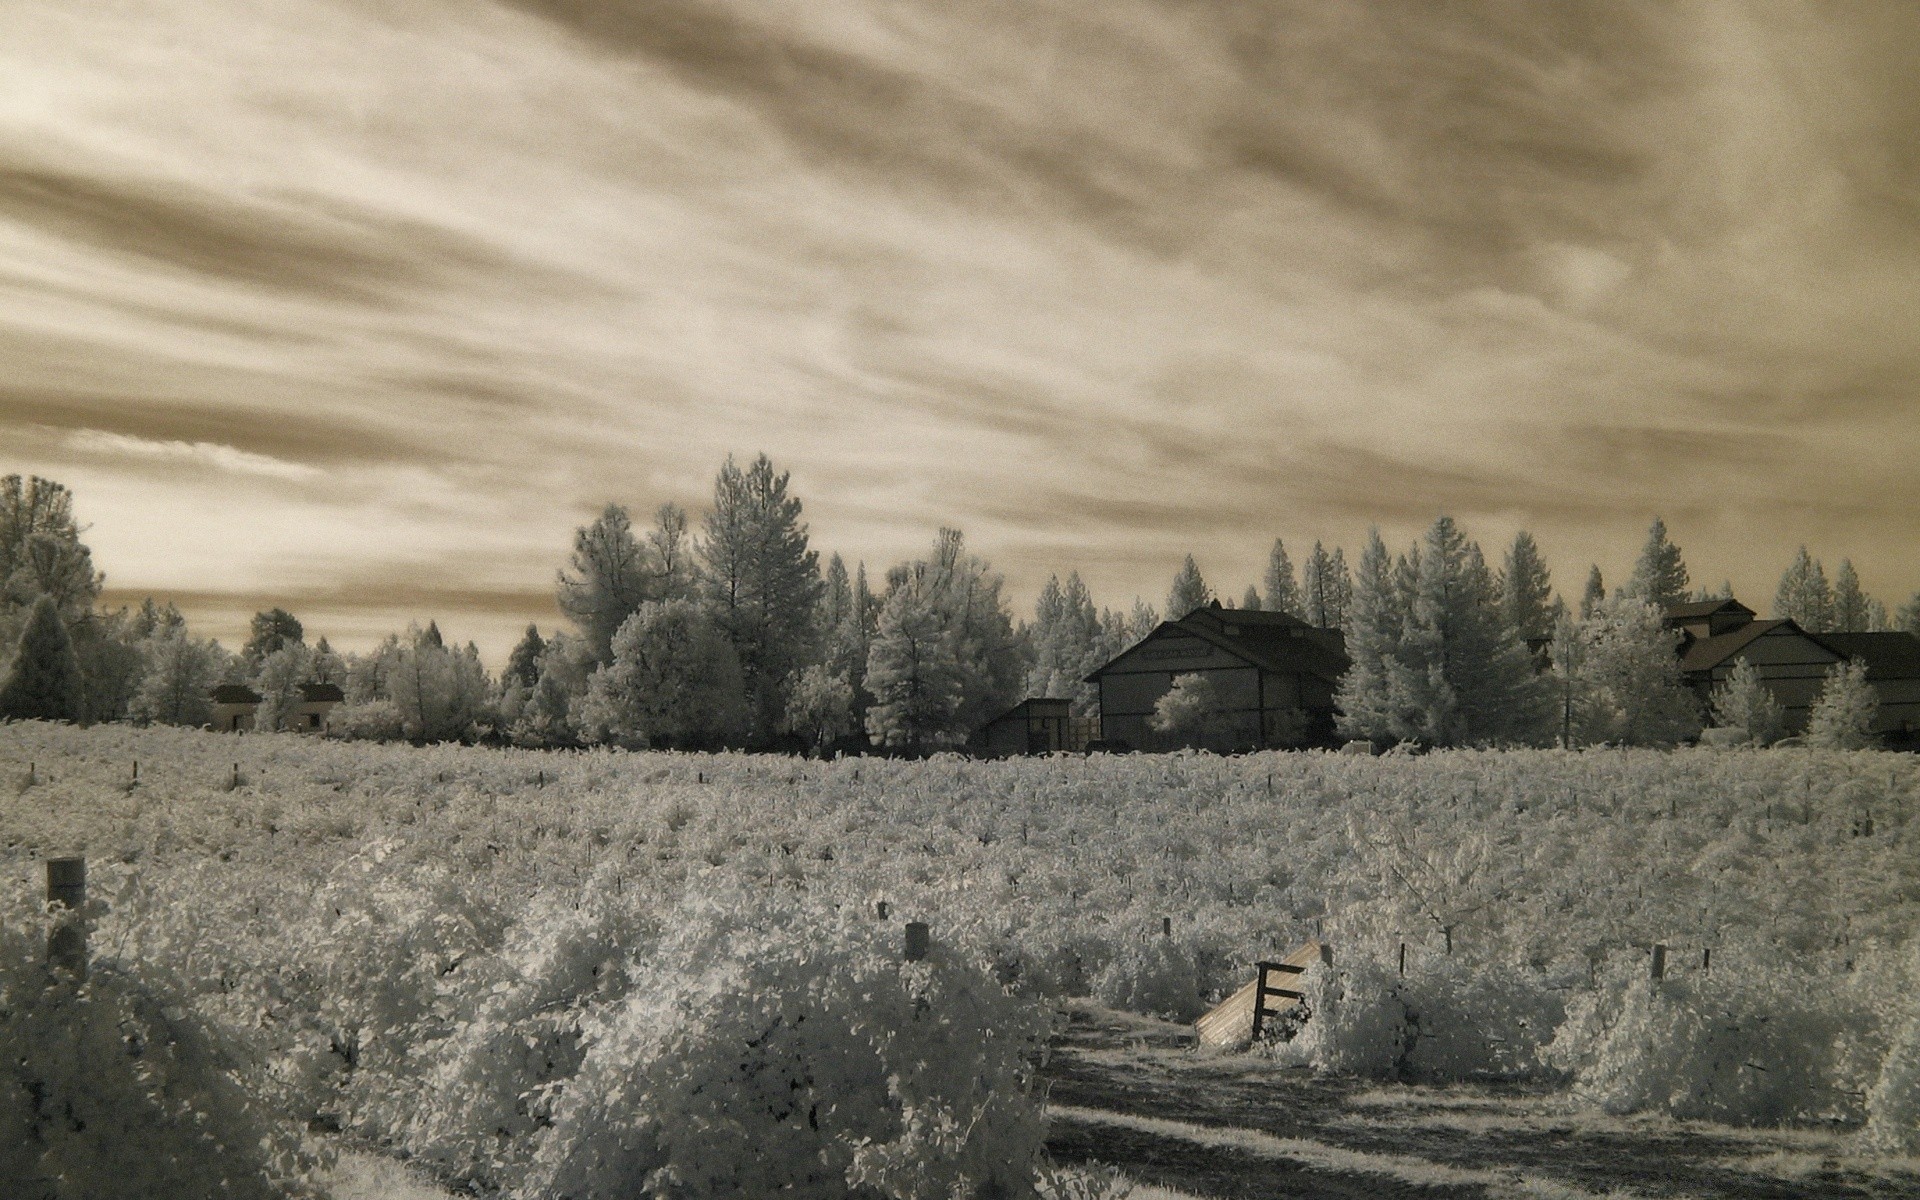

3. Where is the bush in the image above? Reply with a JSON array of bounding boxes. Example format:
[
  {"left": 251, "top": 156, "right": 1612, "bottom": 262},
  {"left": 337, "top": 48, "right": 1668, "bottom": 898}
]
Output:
[
  {"left": 520, "top": 899, "right": 1051, "bottom": 1200},
  {"left": 1093, "top": 935, "right": 1204, "bottom": 1022},
  {"left": 0, "top": 915, "right": 323, "bottom": 1200}
]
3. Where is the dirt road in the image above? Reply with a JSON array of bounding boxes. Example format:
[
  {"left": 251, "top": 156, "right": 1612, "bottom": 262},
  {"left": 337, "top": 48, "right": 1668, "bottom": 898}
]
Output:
[{"left": 1040, "top": 1004, "right": 1920, "bottom": 1200}]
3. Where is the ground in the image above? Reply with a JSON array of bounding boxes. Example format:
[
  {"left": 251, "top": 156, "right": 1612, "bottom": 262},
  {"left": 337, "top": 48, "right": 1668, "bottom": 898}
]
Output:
[{"left": 1040, "top": 1002, "right": 1920, "bottom": 1200}]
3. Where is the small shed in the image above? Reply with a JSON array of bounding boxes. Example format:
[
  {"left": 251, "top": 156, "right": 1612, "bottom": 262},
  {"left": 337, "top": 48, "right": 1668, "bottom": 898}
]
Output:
[
  {"left": 207, "top": 682, "right": 344, "bottom": 733},
  {"left": 972, "top": 698, "right": 1084, "bottom": 757}
]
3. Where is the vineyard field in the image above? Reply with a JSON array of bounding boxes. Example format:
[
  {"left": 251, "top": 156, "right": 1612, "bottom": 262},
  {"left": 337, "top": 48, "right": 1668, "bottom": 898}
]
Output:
[{"left": 2, "top": 721, "right": 1917, "bottom": 1197}]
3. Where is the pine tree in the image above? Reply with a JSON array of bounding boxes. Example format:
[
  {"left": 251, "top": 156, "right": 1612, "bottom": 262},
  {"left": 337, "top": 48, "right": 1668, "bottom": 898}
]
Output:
[
  {"left": 1500, "top": 531, "right": 1554, "bottom": 641},
  {"left": 130, "top": 624, "right": 220, "bottom": 727},
  {"left": 1241, "top": 584, "right": 1262, "bottom": 611},
  {"left": 646, "top": 502, "right": 696, "bottom": 602},
  {"left": 1900, "top": 594, "right": 1920, "bottom": 638},
  {"left": 864, "top": 569, "right": 965, "bottom": 750},
  {"left": 558, "top": 504, "right": 653, "bottom": 666},
  {"left": 1806, "top": 658, "right": 1878, "bottom": 750},
  {"left": 1559, "top": 595, "right": 1700, "bottom": 747},
  {"left": 1395, "top": 519, "right": 1551, "bottom": 746},
  {"left": 1262, "top": 540, "right": 1299, "bottom": 616},
  {"left": 389, "top": 625, "right": 490, "bottom": 743},
  {"left": 0, "top": 595, "right": 84, "bottom": 722},
  {"left": 1774, "top": 547, "right": 1833, "bottom": 631},
  {"left": 582, "top": 600, "right": 747, "bottom": 749},
  {"left": 1626, "top": 518, "right": 1689, "bottom": 611},
  {"left": 1334, "top": 529, "right": 1409, "bottom": 744},
  {"left": 922, "top": 528, "right": 1023, "bottom": 734},
  {"left": 0, "top": 475, "right": 101, "bottom": 626},
  {"left": 504, "top": 624, "right": 546, "bottom": 690},
  {"left": 784, "top": 663, "right": 855, "bottom": 756},
  {"left": 699, "top": 454, "right": 824, "bottom": 741},
  {"left": 1166, "top": 556, "right": 1211, "bottom": 619},
  {"left": 243, "top": 607, "right": 304, "bottom": 666},
  {"left": 1301, "top": 542, "right": 1350, "bottom": 628},
  {"left": 1831, "top": 559, "right": 1872, "bottom": 633},
  {"left": 1709, "top": 657, "right": 1784, "bottom": 746},
  {"left": 1580, "top": 565, "right": 1606, "bottom": 619}
]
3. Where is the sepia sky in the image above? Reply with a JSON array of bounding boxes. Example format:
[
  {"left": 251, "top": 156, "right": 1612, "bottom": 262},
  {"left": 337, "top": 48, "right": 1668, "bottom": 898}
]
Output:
[{"left": 3, "top": 0, "right": 1918, "bottom": 658}]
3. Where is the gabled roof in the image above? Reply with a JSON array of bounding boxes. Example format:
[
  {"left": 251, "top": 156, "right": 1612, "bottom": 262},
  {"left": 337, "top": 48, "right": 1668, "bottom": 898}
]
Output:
[
  {"left": 1664, "top": 598, "right": 1754, "bottom": 622},
  {"left": 210, "top": 684, "right": 262, "bottom": 704},
  {"left": 982, "top": 697, "right": 1072, "bottom": 726},
  {"left": 1675, "top": 617, "right": 1823, "bottom": 673},
  {"left": 1808, "top": 631, "right": 1920, "bottom": 680},
  {"left": 1085, "top": 604, "right": 1350, "bottom": 684},
  {"left": 300, "top": 682, "right": 346, "bottom": 703}
]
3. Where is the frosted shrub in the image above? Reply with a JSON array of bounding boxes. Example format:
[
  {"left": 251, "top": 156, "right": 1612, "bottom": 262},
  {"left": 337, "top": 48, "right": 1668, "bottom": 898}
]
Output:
[
  {"left": 407, "top": 878, "right": 656, "bottom": 1191},
  {"left": 0, "top": 917, "right": 322, "bottom": 1199},
  {"left": 1273, "top": 948, "right": 1563, "bottom": 1082},
  {"left": 1544, "top": 954, "right": 1863, "bottom": 1125},
  {"left": 1094, "top": 935, "right": 1204, "bottom": 1021},
  {"left": 1863, "top": 944, "right": 1920, "bottom": 1153},
  {"left": 520, "top": 899, "right": 1051, "bottom": 1200}
]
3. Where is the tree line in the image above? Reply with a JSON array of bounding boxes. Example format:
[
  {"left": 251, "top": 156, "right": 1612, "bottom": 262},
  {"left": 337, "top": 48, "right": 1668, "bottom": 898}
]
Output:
[{"left": 2, "top": 468, "right": 1915, "bottom": 752}]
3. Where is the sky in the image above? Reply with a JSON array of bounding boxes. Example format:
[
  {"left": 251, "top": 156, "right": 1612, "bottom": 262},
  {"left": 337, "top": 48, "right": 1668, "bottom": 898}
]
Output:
[{"left": 2, "top": 0, "right": 1918, "bottom": 659}]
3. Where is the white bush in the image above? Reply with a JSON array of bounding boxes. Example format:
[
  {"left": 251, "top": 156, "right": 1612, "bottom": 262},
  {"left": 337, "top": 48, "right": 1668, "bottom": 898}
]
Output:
[
  {"left": 1094, "top": 935, "right": 1205, "bottom": 1022},
  {"left": 520, "top": 899, "right": 1051, "bottom": 1200},
  {"left": 0, "top": 912, "right": 323, "bottom": 1199}
]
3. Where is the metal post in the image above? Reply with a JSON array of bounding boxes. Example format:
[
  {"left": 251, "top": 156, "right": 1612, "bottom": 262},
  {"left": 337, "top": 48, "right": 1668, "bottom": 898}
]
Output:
[
  {"left": 904, "top": 921, "right": 929, "bottom": 962},
  {"left": 46, "top": 857, "right": 86, "bottom": 978}
]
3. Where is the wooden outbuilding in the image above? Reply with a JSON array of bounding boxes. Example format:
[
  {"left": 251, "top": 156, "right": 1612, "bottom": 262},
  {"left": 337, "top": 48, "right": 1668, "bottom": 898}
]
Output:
[
  {"left": 971, "top": 698, "right": 1098, "bottom": 756},
  {"left": 1084, "top": 602, "right": 1349, "bottom": 752},
  {"left": 1664, "top": 599, "right": 1920, "bottom": 742}
]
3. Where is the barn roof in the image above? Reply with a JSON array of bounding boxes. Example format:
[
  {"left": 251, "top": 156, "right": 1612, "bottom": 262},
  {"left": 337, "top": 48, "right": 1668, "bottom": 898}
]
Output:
[
  {"left": 1675, "top": 618, "right": 1824, "bottom": 673},
  {"left": 1664, "top": 598, "right": 1755, "bottom": 622},
  {"left": 1085, "top": 603, "right": 1349, "bottom": 684},
  {"left": 1809, "top": 631, "right": 1920, "bottom": 680}
]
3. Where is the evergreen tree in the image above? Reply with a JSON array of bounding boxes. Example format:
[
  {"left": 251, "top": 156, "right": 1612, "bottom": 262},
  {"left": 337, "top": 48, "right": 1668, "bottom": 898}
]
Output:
[
  {"left": 1241, "top": 584, "right": 1262, "bottom": 611},
  {"left": 130, "top": 624, "right": 220, "bottom": 727},
  {"left": 70, "top": 606, "right": 144, "bottom": 724},
  {"left": 558, "top": 503, "right": 653, "bottom": 666},
  {"left": 1831, "top": 559, "right": 1873, "bottom": 633},
  {"left": 1499, "top": 531, "right": 1554, "bottom": 641},
  {"left": 1580, "top": 565, "right": 1606, "bottom": 619},
  {"left": 1558, "top": 595, "right": 1700, "bottom": 747},
  {"left": 0, "top": 475, "right": 101, "bottom": 626},
  {"left": 1774, "top": 546, "right": 1833, "bottom": 631},
  {"left": 1262, "top": 540, "right": 1299, "bottom": 615},
  {"left": 1334, "top": 529, "right": 1409, "bottom": 744},
  {"left": 0, "top": 595, "right": 84, "bottom": 722},
  {"left": 1128, "top": 598, "right": 1159, "bottom": 640},
  {"left": 309, "top": 636, "right": 345, "bottom": 685},
  {"left": 1166, "top": 555, "right": 1211, "bottom": 619},
  {"left": 1806, "top": 658, "right": 1878, "bottom": 750},
  {"left": 243, "top": 607, "right": 304, "bottom": 666},
  {"left": 646, "top": 502, "right": 696, "bottom": 602},
  {"left": 1900, "top": 593, "right": 1920, "bottom": 638},
  {"left": 512, "top": 634, "right": 588, "bottom": 748},
  {"left": 1709, "top": 657, "right": 1784, "bottom": 746},
  {"left": 389, "top": 624, "right": 491, "bottom": 743},
  {"left": 253, "top": 643, "right": 313, "bottom": 732},
  {"left": 1625, "top": 518, "right": 1689, "bottom": 610},
  {"left": 582, "top": 600, "right": 747, "bottom": 749},
  {"left": 504, "top": 624, "right": 546, "bottom": 690},
  {"left": 922, "top": 528, "right": 1023, "bottom": 734},
  {"left": 864, "top": 569, "right": 965, "bottom": 750},
  {"left": 1392, "top": 518, "right": 1551, "bottom": 746},
  {"left": 698, "top": 454, "right": 824, "bottom": 741},
  {"left": 1300, "top": 542, "right": 1349, "bottom": 628}
]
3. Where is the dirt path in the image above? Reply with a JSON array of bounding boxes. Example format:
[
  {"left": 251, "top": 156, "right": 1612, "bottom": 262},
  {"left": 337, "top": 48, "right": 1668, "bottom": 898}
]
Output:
[{"left": 1039, "top": 1004, "right": 1920, "bottom": 1200}]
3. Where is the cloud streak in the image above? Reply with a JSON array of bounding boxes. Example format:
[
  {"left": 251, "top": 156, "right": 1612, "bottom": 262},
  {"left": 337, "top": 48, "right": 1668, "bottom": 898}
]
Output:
[{"left": 1, "top": 0, "right": 1917, "bottom": 654}]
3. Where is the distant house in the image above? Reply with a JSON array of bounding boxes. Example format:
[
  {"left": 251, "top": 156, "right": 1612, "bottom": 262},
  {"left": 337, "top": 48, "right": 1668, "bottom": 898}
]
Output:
[
  {"left": 1664, "top": 598, "right": 1920, "bottom": 745},
  {"left": 971, "top": 697, "right": 1100, "bottom": 757},
  {"left": 1085, "top": 602, "right": 1349, "bottom": 752},
  {"left": 208, "top": 683, "right": 345, "bottom": 733}
]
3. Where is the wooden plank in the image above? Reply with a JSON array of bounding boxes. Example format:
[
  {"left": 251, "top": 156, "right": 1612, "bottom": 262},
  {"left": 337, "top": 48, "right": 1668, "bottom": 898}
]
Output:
[{"left": 1195, "top": 939, "right": 1329, "bottom": 1049}]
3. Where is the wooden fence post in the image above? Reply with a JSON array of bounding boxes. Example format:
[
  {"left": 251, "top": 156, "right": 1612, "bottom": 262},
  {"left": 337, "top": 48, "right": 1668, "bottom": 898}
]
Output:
[
  {"left": 904, "top": 921, "right": 929, "bottom": 962},
  {"left": 46, "top": 857, "right": 86, "bottom": 979},
  {"left": 876, "top": 900, "right": 889, "bottom": 921},
  {"left": 1650, "top": 943, "right": 1667, "bottom": 981},
  {"left": 1161, "top": 916, "right": 1172, "bottom": 938},
  {"left": 1399, "top": 942, "right": 1407, "bottom": 976}
]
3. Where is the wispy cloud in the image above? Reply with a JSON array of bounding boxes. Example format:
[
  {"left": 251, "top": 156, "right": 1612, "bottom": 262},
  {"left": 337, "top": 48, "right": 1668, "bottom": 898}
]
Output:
[
  {"left": 65, "top": 429, "right": 325, "bottom": 482},
  {"left": 2, "top": 0, "right": 1918, "bottom": 652}
]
